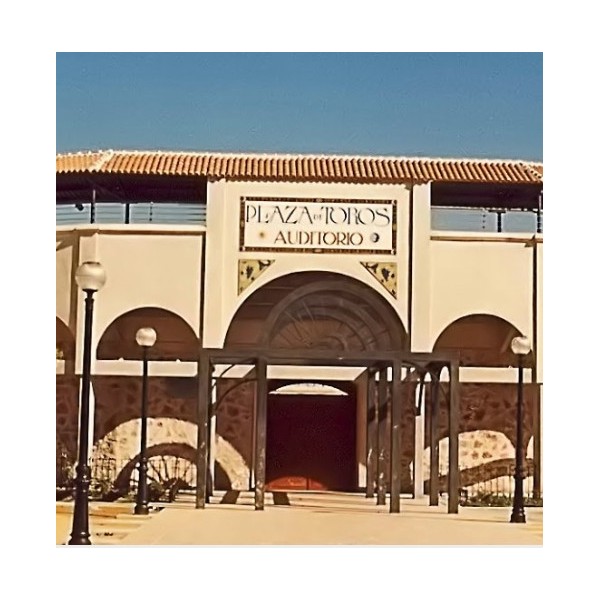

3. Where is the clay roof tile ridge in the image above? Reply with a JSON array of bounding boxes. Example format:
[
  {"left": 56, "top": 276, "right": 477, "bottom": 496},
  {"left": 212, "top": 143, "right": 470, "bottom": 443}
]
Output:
[
  {"left": 519, "top": 161, "right": 544, "bottom": 181},
  {"left": 89, "top": 150, "right": 114, "bottom": 172}
]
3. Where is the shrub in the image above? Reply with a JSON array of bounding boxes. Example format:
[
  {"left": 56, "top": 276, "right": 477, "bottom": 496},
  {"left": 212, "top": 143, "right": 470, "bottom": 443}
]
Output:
[{"left": 460, "top": 490, "right": 543, "bottom": 507}]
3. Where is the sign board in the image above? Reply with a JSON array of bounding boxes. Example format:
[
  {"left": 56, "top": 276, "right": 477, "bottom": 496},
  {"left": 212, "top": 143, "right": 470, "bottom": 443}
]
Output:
[{"left": 240, "top": 197, "right": 396, "bottom": 254}]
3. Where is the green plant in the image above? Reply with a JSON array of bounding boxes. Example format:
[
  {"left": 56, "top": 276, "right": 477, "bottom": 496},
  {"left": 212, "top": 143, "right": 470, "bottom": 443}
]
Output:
[
  {"left": 460, "top": 490, "right": 543, "bottom": 507},
  {"left": 461, "top": 491, "right": 513, "bottom": 507},
  {"left": 148, "top": 480, "right": 165, "bottom": 502},
  {"left": 89, "top": 477, "right": 114, "bottom": 500},
  {"left": 524, "top": 496, "right": 544, "bottom": 507},
  {"left": 56, "top": 443, "right": 74, "bottom": 487}
]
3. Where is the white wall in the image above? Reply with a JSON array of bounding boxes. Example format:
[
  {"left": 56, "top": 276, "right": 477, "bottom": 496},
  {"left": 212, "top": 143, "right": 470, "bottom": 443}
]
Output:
[
  {"left": 203, "top": 179, "right": 412, "bottom": 347},
  {"left": 429, "top": 234, "right": 536, "bottom": 346},
  {"left": 56, "top": 225, "right": 205, "bottom": 375}
]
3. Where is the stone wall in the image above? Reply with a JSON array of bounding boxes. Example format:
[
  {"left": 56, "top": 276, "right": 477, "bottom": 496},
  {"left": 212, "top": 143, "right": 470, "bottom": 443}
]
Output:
[
  {"left": 92, "top": 375, "right": 197, "bottom": 443},
  {"left": 56, "top": 375, "right": 79, "bottom": 461},
  {"left": 214, "top": 379, "right": 254, "bottom": 489},
  {"left": 427, "top": 382, "right": 537, "bottom": 456},
  {"left": 422, "top": 382, "right": 539, "bottom": 493},
  {"left": 90, "top": 376, "right": 197, "bottom": 487},
  {"left": 56, "top": 376, "right": 540, "bottom": 494}
]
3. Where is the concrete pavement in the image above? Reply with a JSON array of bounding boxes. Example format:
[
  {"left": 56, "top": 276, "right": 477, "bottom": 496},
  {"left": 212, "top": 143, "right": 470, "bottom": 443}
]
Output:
[
  {"left": 106, "top": 492, "right": 542, "bottom": 546},
  {"left": 56, "top": 502, "right": 156, "bottom": 545}
]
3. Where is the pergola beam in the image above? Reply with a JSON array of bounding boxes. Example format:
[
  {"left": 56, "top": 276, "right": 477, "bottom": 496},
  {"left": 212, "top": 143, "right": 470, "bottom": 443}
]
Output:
[{"left": 195, "top": 346, "right": 460, "bottom": 515}]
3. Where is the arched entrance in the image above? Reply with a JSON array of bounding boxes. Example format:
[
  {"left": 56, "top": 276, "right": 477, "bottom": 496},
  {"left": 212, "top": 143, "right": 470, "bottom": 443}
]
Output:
[
  {"left": 226, "top": 271, "right": 406, "bottom": 351},
  {"left": 266, "top": 380, "right": 356, "bottom": 491},
  {"left": 221, "top": 272, "right": 407, "bottom": 493}
]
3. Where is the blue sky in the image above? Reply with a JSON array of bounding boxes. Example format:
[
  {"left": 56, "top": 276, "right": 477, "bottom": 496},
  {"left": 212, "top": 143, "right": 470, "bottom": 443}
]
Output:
[{"left": 56, "top": 52, "right": 542, "bottom": 160}]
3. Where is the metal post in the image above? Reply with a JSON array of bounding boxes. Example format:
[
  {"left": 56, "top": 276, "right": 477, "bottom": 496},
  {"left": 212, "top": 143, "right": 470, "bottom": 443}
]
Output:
[
  {"left": 366, "top": 369, "right": 378, "bottom": 498},
  {"left": 390, "top": 359, "right": 403, "bottom": 513},
  {"left": 413, "top": 377, "right": 425, "bottom": 499},
  {"left": 68, "top": 291, "right": 95, "bottom": 545},
  {"left": 205, "top": 383, "right": 213, "bottom": 503},
  {"left": 533, "top": 384, "right": 542, "bottom": 500},
  {"left": 134, "top": 348, "right": 150, "bottom": 514},
  {"left": 254, "top": 358, "right": 267, "bottom": 510},
  {"left": 90, "top": 188, "right": 96, "bottom": 224},
  {"left": 429, "top": 375, "right": 439, "bottom": 506},
  {"left": 195, "top": 352, "right": 210, "bottom": 508},
  {"left": 250, "top": 372, "right": 257, "bottom": 490},
  {"left": 376, "top": 368, "right": 388, "bottom": 506},
  {"left": 448, "top": 361, "right": 460, "bottom": 514},
  {"left": 207, "top": 381, "right": 217, "bottom": 500},
  {"left": 511, "top": 356, "right": 526, "bottom": 523}
]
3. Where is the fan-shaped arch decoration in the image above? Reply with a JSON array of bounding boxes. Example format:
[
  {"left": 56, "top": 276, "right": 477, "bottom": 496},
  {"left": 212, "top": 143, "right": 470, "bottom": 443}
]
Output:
[{"left": 225, "top": 271, "right": 406, "bottom": 352}]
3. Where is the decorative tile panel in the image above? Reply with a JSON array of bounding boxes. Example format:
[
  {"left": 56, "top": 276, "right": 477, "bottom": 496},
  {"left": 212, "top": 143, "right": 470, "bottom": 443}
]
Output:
[
  {"left": 361, "top": 261, "right": 397, "bottom": 298},
  {"left": 238, "top": 259, "right": 274, "bottom": 295}
]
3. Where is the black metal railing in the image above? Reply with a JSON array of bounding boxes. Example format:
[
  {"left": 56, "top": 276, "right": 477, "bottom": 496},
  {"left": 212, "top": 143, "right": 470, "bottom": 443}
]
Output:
[{"left": 451, "top": 461, "right": 542, "bottom": 505}]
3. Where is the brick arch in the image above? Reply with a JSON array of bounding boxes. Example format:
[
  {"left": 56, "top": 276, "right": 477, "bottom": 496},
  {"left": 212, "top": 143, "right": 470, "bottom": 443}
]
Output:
[
  {"left": 225, "top": 271, "right": 406, "bottom": 351},
  {"left": 96, "top": 307, "right": 198, "bottom": 361},
  {"left": 56, "top": 316, "right": 75, "bottom": 359},
  {"left": 433, "top": 313, "right": 526, "bottom": 367}
]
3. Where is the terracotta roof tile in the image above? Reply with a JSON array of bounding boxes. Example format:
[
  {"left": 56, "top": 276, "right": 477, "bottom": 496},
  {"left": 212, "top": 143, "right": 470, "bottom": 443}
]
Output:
[{"left": 56, "top": 150, "right": 543, "bottom": 185}]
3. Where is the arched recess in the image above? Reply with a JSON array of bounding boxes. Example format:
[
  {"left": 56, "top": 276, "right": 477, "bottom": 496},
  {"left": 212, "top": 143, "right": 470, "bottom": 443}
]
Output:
[
  {"left": 56, "top": 317, "right": 75, "bottom": 360},
  {"left": 219, "top": 272, "right": 407, "bottom": 492},
  {"left": 433, "top": 313, "right": 528, "bottom": 367},
  {"left": 225, "top": 271, "right": 406, "bottom": 351},
  {"left": 96, "top": 307, "right": 198, "bottom": 361}
]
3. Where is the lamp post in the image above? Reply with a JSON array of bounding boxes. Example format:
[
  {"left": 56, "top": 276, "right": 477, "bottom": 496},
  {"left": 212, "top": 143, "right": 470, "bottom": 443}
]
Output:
[
  {"left": 68, "top": 261, "right": 106, "bottom": 545},
  {"left": 134, "top": 327, "right": 157, "bottom": 515},
  {"left": 510, "top": 335, "right": 531, "bottom": 524}
]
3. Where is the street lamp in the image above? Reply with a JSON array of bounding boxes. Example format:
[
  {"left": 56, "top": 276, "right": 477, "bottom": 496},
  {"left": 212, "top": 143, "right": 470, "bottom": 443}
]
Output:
[
  {"left": 134, "top": 327, "right": 157, "bottom": 515},
  {"left": 510, "top": 335, "right": 531, "bottom": 524},
  {"left": 68, "top": 261, "right": 106, "bottom": 545}
]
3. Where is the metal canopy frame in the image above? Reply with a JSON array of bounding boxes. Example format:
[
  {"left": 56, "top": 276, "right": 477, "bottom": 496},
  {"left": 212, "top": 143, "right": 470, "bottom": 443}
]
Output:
[{"left": 195, "top": 347, "right": 460, "bottom": 514}]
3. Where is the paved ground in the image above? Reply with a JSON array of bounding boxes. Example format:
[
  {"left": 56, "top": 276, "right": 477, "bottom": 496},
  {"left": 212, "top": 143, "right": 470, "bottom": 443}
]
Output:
[
  {"left": 57, "top": 492, "right": 542, "bottom": 546},
  {"left": 56, "top": 502, "right": 156, "bottom": 545}
]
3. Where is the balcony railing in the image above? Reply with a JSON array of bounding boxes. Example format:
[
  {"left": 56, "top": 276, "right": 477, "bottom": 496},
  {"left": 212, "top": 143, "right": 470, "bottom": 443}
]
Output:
[
  {"left": 56, "top": 202, "right": 207, "bottom": 226},
  {"left": 431, "top": 207, "right": 543, "bottom": 233},
  {"left": 56, "top": 201, "right": 542, "bottom": 234}
]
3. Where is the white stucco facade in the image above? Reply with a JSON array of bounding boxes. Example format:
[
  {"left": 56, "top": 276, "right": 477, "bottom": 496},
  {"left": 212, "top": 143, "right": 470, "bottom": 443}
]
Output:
[{"left": 56, "top": 152, "right": 543, "bottom": 499}]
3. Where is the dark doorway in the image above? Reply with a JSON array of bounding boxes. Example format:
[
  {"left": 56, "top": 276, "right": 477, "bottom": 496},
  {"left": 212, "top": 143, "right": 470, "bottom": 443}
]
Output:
[{"left": 265, "top": 385, "right": 357, "bottom": 492}]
